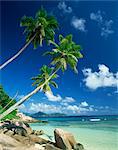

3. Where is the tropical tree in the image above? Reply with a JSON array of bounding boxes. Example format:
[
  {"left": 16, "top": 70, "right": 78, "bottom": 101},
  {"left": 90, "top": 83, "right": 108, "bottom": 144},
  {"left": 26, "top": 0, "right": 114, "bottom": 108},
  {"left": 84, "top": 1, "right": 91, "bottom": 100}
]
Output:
[
  {"left": 44, "top": 34, "right": 83, "bottom": 73},
  {"left": 0, "top": 7, "right": 58, "bottom": 70},
  {"left": 0, "top": 85, "right": 18, "bottom": 120},
  {"left": 0, "top": 34, "right": 83, "bottom": 120},
  {"left": 0, "top": 85, "right": 16, "bottom": 108},
  {"left": 31, "top": 65, "right": 58, "bottom": 93}
]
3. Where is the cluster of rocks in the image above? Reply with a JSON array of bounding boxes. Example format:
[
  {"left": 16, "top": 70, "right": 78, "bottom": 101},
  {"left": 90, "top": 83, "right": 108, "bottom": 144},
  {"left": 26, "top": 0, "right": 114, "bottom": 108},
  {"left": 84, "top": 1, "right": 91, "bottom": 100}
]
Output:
[
  {"left": 0, "top": 120, "right": 84, "bottom": 150},
  {"left": 15, "top": 113, "right": 46, "bottom": 123}
]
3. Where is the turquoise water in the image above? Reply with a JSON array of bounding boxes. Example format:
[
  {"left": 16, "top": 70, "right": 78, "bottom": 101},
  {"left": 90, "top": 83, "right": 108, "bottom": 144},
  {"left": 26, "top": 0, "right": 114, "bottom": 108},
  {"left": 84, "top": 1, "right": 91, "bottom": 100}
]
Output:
[{"left": 30, "top": 115, "right": 118, "bottom": 150}]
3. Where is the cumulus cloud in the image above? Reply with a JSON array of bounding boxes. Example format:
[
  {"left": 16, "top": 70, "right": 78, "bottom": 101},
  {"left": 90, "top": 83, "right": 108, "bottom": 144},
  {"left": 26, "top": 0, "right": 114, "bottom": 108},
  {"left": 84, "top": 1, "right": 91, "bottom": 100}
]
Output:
[
  {"left": 45, "top": 91, "right": 76, "bottom": 104},
  {"left": 101, "top": 20, "right": 114, "bottom": 37},
  {"left": 29, "top": 102, "right": 62, "bottom": 114},
  {"left": 71, "top": 16, "right": 86, "bottom": 32},
  {"left": 45, "top": 91, "right": 62, "bottom": 102},
  {"left": 19, "top": 100, "right": 117, "bottom": 115},
  {"left": 62, "top": 97, "right": 75, "bottom": 103},
  {"left": 80, "top": 101, "right": 89, "bottom": 107},
  {"left": 19, "top": 101, "right": 93, "bottom": 114},
  {"left": 60, "top": 97, "right": 76, "bottom": 106},
  {"left": 83, "top": 64, "right": 118, "bottom": 90},
  {"left": 90, "top": 10, "right": 114, "bottom": 37},
  {"left": 90, "top": 10, "right": 103, "bottom": 23},
  {"left": 58, "top": 1, "right": 72, "bottom": 13}
]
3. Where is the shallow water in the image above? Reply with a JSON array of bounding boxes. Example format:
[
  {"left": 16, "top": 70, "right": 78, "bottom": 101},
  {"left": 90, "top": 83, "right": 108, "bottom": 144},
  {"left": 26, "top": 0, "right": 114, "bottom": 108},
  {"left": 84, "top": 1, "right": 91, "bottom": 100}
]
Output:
[{"left": 30, "top": 115, "right": 118, "bottom": 150}]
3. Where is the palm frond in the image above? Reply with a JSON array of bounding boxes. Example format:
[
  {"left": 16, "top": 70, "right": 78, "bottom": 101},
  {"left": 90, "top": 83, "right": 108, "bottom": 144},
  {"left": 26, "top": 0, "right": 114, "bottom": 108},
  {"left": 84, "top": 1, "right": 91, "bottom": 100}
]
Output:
[
  {"left": 43, "top": 51, "right": 55, "bottom": 56},
  {"left": 60, "top": 58, "right": 67, "bottom": 71},
  {"left": 50, "top": 81, "right": 58, "bottom": 88},
  {"left": 66, "top": 34, "right": 72, "bottom": 43},
  {"left": 49, "top": 40, "right": 59, "bottom": 48},
  {"left": 20, "top": 16, "right": 35, "bottom": 27},
  {"left": 36, "top": 7, "right": 47, "bottom": 18},
  {"left": 59, "top": 35, "right": 64, "bottom": 42}
]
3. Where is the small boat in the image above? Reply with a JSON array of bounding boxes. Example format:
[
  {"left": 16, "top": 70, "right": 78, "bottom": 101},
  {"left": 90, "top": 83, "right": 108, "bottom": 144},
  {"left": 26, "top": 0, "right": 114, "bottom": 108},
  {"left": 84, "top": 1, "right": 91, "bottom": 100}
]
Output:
[{"left": 90, "top": 118, "right": 101, "bottom": 122}]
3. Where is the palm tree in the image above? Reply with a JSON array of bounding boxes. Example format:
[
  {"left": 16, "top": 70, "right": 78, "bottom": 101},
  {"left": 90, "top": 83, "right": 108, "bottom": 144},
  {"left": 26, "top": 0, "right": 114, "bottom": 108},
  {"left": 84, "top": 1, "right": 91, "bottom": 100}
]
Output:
[
  {"left": 31, "top": 65, "right": 58, "bottom": 93},
  {"left": 0, "top": 65, "right": 58, "bottom": 120},
  {"left": 0, "top": 7, "right": 58, "bottom": 70},
  {"left": 0, "top": 34, "right": 83, "bottom": 120},
  {"left": 44, "top": 34, "right": 83, "bottom": 73}
]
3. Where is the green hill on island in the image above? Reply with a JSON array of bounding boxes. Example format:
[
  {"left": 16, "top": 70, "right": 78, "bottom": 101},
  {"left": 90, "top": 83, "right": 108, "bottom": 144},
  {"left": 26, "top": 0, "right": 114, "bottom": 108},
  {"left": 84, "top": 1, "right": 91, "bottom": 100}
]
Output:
[{"left": 26, "top": 111, "right": 66, "bottom": 118}]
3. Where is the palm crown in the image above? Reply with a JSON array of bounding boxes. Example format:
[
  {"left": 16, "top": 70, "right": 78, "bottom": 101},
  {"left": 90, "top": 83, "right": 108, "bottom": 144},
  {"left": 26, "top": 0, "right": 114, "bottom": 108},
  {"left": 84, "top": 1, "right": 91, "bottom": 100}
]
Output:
[
  {"left": 20, "top": 7, "right": 58, "bottom": 48},
  {"left": 31, "top": 65, "right": 58, "bottom": 93},
  {"left": 44, "top": 34, "right": 83, "bottom": 73}
]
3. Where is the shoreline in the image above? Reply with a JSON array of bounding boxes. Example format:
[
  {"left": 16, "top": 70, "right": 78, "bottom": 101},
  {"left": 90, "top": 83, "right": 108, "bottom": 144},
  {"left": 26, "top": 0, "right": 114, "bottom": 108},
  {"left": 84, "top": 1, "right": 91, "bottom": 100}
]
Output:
[
  {"left": 0, "top": 117, "right": 84, "bottom": 150},
  {"left": 30, "top": 118, "right": 117, "bottom": 150},
  {"left": 0, "top": 114, "right": 117, "bottom": 150}
]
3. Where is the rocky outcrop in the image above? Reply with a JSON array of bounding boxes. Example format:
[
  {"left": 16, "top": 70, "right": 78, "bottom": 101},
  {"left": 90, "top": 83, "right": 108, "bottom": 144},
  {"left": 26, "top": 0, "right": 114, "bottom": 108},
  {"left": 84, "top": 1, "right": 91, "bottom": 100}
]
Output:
[
  {"left": 15, "top": 113, "right": 41, "bottom": 123},
  {"left": 0, "top": 121, "right": 84, "bottom": 150},
  {"left": 54, "top": 128, "right": 84, "bottom": 150},
  {"left": 75, "top": 143, "right": 84, "bottom": 150},
  {"left": 29, "top": 134, "right": 49, "bottom": 144},
  {"left": 32, "top": 129, "right": 44, "bottom": 136},
  {"left": 0, "top": 133, "right": 23, "bottom": 147},
  {"left": 46, "top": 143, "right": 62, "bottom": 150},
  {"left": 54, "top": 128, "right": 72, "bottom": 149}
]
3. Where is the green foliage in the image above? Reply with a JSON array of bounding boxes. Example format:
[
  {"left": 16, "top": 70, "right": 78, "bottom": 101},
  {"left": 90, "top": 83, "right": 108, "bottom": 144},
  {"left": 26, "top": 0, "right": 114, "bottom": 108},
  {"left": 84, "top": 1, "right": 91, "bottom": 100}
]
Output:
[
  {"left": 0, "top": 85, "right": 18, "bottom": 120},
  {"left": 31, "top": 65, "right": 58, "bottom": 93},
  {"left": 44, "top": 34, "right": 83, "bottom": 73},
  {"left": 20, "top": 7, "right": 58, "bottom": 48},
  {"left": 0, "top": 7, "right": 84, "bottom": 120}
]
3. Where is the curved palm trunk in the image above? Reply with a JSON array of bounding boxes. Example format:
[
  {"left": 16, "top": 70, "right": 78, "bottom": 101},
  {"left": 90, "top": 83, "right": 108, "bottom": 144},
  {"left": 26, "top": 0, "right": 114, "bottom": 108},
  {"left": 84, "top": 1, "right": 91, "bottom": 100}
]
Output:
[
  {"left": 0, "top": 34, "right": 36, "bottom": 70},
  {"left": 0, "top": 91, "right": 18, "bottom": 114},
  {"left": 0, "top": 67, "right": 60, "bottom": 120}
]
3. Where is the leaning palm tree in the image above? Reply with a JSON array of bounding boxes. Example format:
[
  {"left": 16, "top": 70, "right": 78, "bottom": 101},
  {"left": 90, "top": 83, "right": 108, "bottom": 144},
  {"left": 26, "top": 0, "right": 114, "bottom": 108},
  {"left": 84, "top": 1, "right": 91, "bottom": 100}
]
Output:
[
  {"left": 0, "top": 7, "right": 58, "bottom": 70},
  {"left": 0, "top": 34, "right": 83, "bottom": 120},
  {"left": 0, "top": 65, "right": 58, "bottom": 120},
  {"left": 31, "top": 65, "right": 58, "bottom": 93},
  {"left": 44, "top": 34, "right": 83, "bottom": 73}
]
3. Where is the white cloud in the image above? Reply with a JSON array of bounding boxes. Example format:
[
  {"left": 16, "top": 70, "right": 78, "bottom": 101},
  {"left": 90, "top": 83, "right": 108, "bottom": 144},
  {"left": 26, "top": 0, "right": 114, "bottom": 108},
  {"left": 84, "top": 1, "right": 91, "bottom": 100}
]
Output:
[
  {"left": 62, "top": 97, "right": 75, "bottom": 103},
  {"left": 58, "top": 1, "right": 72, "bottom": 13},
  {"left": 29, "top": 102, "right": 62, "bottom": 114},
  {"left": 83, "top": 64, "right": 118, "bottom": 90},
  {"left": 71, "top": 16, "right": 86, "bottom": 32},
  {"left": 101, "top": 20, "right": 114, "bottom": 37},
  {"left": 19, "top": 101, "right": 117, "bottom": 115},
  {"left": 90, "top": 10, "right": 103, "bottom": 23},
  {"left": 45, "top": 91, "right": 76, "bottom": 104},
  {"left": 60, "top": 97, "right": 75, "bottom": 106},
  {"left": 19, "top": 101, "right": 92, "bottom": 114},
  {"left": 45, "top": 91, "right": 62, "bottom": 102},
  {"left": 90, "top": 10, "right": 114, "bottom": 37},
  {"left": 66, "top": 105, "right": 80, "bottom": 113},
  {"left": 80, "top": 101, "right": 89, "bottom": 107}
]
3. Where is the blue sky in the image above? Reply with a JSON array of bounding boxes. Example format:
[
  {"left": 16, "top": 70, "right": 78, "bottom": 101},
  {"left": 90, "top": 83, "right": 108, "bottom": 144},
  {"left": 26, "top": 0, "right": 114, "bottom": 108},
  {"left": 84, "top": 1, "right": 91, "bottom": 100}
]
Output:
[{"left": 0, "top": 0, "right": 118, "bottom": 115}]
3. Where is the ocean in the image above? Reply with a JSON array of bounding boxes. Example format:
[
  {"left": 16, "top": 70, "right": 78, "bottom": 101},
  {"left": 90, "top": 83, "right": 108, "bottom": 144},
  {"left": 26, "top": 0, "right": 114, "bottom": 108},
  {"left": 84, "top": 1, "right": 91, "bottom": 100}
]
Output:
[{"left": 30, "top": 115, "right": 118, "bottom": 150}]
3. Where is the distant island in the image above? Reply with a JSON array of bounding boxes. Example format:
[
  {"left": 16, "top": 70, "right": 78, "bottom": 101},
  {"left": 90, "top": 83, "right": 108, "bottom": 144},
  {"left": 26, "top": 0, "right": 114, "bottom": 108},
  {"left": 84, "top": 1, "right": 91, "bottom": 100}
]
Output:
[{"left": 24, "top": 111, "right": 66, "bottom": 118}]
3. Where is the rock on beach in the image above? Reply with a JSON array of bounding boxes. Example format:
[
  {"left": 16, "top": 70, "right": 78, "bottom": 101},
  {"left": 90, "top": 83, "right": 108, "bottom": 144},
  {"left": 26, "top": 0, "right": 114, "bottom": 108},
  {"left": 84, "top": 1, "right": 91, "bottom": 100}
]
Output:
[{"left": 0, "top": 119, "right": 84, "bottom": 150}]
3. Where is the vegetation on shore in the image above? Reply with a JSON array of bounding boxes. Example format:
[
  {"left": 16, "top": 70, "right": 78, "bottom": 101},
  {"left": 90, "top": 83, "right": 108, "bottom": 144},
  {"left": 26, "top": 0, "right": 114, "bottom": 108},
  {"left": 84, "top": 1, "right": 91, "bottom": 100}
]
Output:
[{"left": 0, "top": 85, "right": 19, "bottom": 120}]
